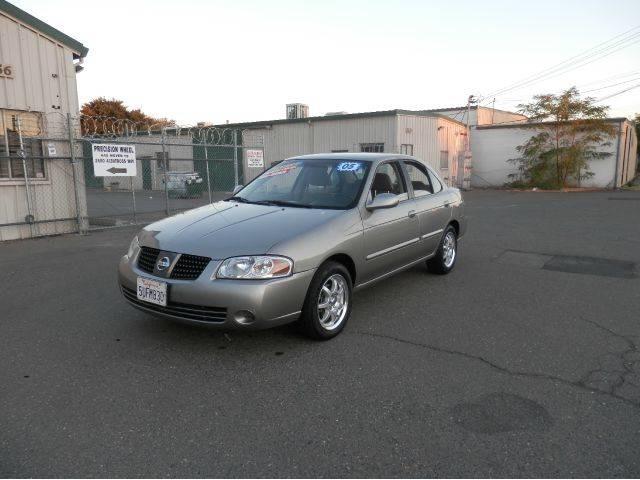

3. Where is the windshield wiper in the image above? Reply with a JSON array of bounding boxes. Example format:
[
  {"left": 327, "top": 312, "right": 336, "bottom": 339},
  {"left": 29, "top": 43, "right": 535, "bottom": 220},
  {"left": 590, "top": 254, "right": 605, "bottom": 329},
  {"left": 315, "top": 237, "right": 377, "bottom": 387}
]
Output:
[
  {"left": 255, "top": 199, "right": 312, "bottom": 208},
  {"left": 224, "top": 196, "right": 252, "bottom": 203}
]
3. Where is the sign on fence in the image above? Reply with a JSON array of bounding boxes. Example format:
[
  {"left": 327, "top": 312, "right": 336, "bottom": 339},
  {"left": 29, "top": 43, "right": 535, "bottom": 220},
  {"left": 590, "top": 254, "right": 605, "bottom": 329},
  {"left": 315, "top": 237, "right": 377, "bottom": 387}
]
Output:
[
  {"left": 246, "top": 149, "right": 264, "bottom": 168},
  {"left": 92, "top": 144, "right": 137, "bottom": 176}
]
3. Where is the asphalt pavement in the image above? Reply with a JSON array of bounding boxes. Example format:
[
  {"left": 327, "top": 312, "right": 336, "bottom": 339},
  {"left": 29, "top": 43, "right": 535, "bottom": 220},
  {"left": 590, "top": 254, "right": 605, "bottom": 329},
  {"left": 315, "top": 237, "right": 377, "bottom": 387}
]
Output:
[{"left": 1, "top": 190, "right": 639, "bottom": 477}]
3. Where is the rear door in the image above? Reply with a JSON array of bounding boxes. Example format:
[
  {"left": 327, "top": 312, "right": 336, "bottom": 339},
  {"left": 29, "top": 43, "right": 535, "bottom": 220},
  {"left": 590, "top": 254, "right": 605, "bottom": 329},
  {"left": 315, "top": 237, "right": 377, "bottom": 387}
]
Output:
[
  {"left": 402, "top": 160, "right": 452, "bottom": 255},
  {"left": 360, "top": 161, "right": 421, "bottom": 283}
]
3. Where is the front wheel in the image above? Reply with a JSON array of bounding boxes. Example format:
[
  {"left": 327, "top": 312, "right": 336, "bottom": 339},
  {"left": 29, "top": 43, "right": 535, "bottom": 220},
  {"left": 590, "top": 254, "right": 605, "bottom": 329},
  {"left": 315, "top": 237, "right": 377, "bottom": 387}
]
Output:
[
  {"left": 427, "top": 225, "right": 458, "bottom": 274},
  {"left": 298, "top": 261, "right": 352, "bottom": 340}
]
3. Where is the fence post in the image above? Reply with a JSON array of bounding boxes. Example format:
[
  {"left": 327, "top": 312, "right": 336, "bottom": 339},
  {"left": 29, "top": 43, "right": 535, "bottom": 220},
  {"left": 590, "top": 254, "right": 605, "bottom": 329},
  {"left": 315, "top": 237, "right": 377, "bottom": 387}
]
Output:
[
  {"left": 16, "top": 116, "right": 35, "bottom": 237},
  {"left": 204, "top": 140, "right": 212, "bottom": 203},
  {"left": 233, "top": 130, "right": 239, "bottom": 188},
  {"left": 162, "top": 128, "right": 169, "bottom": 215},
  {"left": 130, "top": 177, "right": 137, "bottom": 224},
  {"left": 124, "top": 123, "right": 137, "bottom": 222},
  {"left": 67, "top": 113, "right": 87, "bottom": 235}
]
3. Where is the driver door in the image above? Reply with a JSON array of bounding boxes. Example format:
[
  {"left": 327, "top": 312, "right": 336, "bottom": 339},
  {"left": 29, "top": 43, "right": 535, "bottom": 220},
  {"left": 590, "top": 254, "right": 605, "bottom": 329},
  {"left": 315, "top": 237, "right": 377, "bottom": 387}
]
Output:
[{"left": 360, "top": 161, "right": 420, "bottom": 283}]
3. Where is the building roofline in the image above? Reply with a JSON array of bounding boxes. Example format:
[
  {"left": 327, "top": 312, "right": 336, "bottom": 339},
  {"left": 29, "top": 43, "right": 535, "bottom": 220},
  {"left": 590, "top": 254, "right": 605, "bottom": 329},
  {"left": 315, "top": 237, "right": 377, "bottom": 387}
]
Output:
[
  {"left": 217, "top": 109, "right": 467, "bottom": 129},
  {"left": 476, "top": 117, "right": 630, "bottom": 130},
  {"left": 0, "top": 0, "right": 88, "bottom": 57}
]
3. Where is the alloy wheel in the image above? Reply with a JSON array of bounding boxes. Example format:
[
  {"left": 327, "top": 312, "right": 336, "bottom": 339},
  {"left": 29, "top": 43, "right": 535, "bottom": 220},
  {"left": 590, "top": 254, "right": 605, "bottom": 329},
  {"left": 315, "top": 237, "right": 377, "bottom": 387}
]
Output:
[{"left": 317, "top": 274, "right": 349, "bottom": 330}]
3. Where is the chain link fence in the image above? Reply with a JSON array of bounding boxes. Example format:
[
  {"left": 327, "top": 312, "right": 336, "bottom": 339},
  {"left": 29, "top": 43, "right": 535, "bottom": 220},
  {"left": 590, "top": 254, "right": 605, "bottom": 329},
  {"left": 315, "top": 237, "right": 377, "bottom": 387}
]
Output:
[{"left": 0, "top": 112, "right": 265, "bottom": 241}]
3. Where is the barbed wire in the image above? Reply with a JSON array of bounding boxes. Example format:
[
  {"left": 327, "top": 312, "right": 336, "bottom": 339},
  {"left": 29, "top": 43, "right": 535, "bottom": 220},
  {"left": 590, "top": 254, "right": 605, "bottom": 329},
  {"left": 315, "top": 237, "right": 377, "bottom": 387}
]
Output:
[{"left": 12, "top": 111, "right": 264, "bottom": 147}]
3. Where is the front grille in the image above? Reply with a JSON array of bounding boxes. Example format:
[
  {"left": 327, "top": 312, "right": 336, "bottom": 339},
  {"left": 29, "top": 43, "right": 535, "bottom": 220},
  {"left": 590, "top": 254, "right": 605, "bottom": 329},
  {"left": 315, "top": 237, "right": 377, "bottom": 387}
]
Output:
[
  {"left": 121, "top": 287, "right": 227, "bottom": 322},
  {"left": 137, "top": 247, "right": 210, "bottom": 280},
  {"left": 171, "top": 254, "right": 211, "bottom": 280},
  {"left": 138, "top": 247, "right": 159, "bottom": 273}
]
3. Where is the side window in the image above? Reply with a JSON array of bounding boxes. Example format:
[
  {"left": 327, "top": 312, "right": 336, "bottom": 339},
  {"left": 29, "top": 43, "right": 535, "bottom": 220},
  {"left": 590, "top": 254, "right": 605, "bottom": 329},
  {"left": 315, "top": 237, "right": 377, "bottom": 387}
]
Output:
[
  {"left": 404, "top": 161, "right": 433, "bottom": 197},
  {"left": 370, "top": 162, "right": 407, "bottom": 201},
  {"left": 428, "top": 168, "right": 443, "bottom": 193}
]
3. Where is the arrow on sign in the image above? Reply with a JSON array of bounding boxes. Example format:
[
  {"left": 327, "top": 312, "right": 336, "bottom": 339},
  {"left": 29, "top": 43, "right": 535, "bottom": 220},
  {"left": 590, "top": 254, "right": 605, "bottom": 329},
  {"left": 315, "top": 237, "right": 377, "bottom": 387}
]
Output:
[{"left": 107, "top": 167, "right": 128, "bottom": 174}]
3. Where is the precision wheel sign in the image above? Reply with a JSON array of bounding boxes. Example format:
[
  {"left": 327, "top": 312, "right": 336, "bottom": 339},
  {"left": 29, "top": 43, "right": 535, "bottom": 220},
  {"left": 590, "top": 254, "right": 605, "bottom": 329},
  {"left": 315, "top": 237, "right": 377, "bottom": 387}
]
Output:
[{"left": 92, "top": 143, "right": 137, "bottom": 176}]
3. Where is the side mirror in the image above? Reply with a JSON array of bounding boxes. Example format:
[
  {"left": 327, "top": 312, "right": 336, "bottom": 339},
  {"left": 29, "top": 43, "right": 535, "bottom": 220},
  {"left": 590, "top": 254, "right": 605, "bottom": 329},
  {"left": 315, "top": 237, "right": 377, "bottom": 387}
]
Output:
[
  {"left": 366, "top": 193, "right": 400, "bottom": 211},
  {"left": 232, "top": 184, "right": 244, "bottom": 194}
]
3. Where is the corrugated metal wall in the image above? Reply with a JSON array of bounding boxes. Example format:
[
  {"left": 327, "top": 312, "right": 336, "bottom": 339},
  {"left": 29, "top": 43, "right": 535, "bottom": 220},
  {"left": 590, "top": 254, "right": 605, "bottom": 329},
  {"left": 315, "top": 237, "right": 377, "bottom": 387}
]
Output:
[
  {"left": 476, "top": 107, "right": 528, "bottom": 126},
  {"left": 240, "top": 114, "right": 468, "bottom": 185},
  {"left": 0, "top": 11, "right": 79, "bottom": 120},
  {"left": 437, "top": 106, "right": 527, "bottom": 126},
  {"left": 617, "top": 120, "right": 638, "bottom": 186},
  {"left": 0, "top": 9, "right": 84, "bottom": 241},
  {"left": 242, "top": 115, "right": 398, "bottom": 183}
]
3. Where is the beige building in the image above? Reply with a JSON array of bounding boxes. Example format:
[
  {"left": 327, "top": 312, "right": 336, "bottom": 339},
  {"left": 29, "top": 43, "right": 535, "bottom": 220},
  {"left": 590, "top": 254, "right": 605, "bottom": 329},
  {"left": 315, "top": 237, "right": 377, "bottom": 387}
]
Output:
[
  {"left": 224, "top": 109, "right": 470, "bottom": 187},
  {"left": 0, "top": 0, "right": 87, "bottom": 240}
]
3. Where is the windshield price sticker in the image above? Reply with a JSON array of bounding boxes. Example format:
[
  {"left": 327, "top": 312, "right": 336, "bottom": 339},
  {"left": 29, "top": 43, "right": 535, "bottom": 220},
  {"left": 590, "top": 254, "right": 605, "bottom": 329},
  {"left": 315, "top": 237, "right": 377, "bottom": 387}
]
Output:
[
  {"left": 264, "top": 164, "right": 297, "bottom": 177},
  {"left": 337, "top": 162, "right": 361, "bottom": 172}
]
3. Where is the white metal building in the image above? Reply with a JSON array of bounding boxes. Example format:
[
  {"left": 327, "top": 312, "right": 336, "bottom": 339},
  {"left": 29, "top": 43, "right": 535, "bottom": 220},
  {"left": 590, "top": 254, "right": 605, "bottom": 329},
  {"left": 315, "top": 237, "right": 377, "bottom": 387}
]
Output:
[
  {"left": 469, "top": 118, "right": 637, "bottom": 188},
  {"left": 225, "top": 109, "right": 469, "bottom": 186},
  {"left": 0, "top": 0, "right": 88, "bottom": 241}
]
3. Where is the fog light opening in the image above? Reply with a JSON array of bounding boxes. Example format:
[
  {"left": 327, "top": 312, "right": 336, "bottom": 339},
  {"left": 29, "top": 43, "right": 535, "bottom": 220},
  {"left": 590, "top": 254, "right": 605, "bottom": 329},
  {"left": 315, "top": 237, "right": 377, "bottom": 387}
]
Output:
[{"left": 234, "top": 310, "right": 255, "bottom": 325}]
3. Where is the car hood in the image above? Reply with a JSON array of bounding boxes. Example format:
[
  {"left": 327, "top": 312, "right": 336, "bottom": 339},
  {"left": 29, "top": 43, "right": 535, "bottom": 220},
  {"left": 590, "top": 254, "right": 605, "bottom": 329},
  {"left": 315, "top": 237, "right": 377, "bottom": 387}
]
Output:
[{"left": 138, "top": 201, "right": 346, "bottom": 259}]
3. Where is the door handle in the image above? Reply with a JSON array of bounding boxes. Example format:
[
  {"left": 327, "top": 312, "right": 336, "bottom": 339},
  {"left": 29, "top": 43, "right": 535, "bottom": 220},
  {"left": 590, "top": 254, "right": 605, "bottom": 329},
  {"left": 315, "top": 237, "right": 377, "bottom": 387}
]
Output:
[
  {"left": 408, "top": 210, "right": 416, "bottom": 218},
  {"left": 443, "top": 202, "right": 451, "bottom": 208}
]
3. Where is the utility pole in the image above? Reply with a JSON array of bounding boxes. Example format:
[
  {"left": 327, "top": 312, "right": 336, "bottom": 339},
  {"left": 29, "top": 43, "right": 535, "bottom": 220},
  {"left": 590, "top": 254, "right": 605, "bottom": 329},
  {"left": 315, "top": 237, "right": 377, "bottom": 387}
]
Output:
[
  {"left": 465, "top": 94, "right": 476, "bottom": 151},
  {"left": 491, "top": 97, "right": 496, "bottom": 124},
  {"left": 461, "top": 94, "right": 477, "bottom": 190}
]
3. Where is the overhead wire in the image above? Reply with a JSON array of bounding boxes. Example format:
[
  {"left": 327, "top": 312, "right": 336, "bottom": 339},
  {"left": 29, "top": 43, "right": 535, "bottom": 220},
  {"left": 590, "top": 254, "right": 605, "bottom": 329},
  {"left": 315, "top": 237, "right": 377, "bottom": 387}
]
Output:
[
  {"left": 596, "top": 82, "right": 640, "bottom": 102},
  {"left": 478, "top": 26, "right": 640, "bottom": 103}
]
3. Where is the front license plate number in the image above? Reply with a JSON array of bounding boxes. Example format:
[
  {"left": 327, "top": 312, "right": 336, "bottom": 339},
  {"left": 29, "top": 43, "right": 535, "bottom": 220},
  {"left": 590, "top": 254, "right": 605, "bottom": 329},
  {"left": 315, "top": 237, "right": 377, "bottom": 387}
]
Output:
[{"left": 136, "top": 277, "right": 167, "bottom": 306}]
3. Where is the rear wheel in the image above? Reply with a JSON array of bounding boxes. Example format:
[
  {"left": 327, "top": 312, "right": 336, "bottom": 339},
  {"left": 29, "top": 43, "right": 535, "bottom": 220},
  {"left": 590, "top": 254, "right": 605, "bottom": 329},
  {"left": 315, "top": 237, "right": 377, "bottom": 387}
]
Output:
[
  {"left": 427, "top": 225, "right": 458, "bottom": 274},
  {"left": 299, "top": 261, "right": 352, "bottom": 340}
]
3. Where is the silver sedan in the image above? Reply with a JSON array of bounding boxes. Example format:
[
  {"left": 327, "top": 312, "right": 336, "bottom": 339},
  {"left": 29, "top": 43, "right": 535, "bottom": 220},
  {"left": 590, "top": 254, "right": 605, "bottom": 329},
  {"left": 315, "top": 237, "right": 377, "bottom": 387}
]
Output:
[{"left": 118, "top": 153, "right": 466, "bottom": 339}]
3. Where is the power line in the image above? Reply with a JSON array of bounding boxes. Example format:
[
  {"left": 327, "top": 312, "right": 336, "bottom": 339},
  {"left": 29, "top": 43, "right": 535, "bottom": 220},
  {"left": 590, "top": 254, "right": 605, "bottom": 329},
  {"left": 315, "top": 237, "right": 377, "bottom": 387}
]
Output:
[
  {"left": 578, "top": 69, "right": 640, "bottom": 87},
  {"left": 596, "top": 82, "right": 640, "bottom": 102},
  {"left": 480, "top": 26, "right": 640, "bottom": 102},
  {"left": 483, "top": 27, "right": 640, "bottom": 99},
  {"left": 581, "top": 76, "right": 640, "bottom": 93},
  {"left": 483, "top": 34, "right": 640, "bottom": 103},
  {"left": 486, "top": 73, "right": 640, "bottom": 100}
]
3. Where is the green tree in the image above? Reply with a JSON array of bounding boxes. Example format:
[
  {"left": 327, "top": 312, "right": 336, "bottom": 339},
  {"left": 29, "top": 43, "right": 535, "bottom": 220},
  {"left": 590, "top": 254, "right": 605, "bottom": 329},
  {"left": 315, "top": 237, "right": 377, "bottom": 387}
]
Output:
[
  {"left": 80, "top": 97, "right": 171, "bottom": 135},
  {"left": 508, "top": 87, "right": 616, "bottom": 189}
]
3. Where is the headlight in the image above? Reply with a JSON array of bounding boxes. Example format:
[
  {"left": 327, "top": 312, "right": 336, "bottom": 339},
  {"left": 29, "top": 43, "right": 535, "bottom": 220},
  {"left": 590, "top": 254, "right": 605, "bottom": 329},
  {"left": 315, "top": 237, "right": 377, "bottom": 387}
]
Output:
[
  {"left": 127, "top": 235, "right": 139, "bottom": 257},
  {"left": 216, "top": 255, "right": 293, "bottom": 279}
]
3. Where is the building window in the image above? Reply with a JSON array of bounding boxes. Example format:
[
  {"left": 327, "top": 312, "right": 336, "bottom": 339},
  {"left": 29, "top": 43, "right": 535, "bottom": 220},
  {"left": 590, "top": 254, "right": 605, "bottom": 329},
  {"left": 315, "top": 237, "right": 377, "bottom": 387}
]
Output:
[
  {"left": 439, "top": 150, "right": 449, "bottom": 170},
  {"left": 360, "top": 143, "right": 384, "bottom": 153},
  {"left": 0, "top": 110, "right": 45, "bottom": 180},
  {"left": 400, "top": 144, "right": 413, "bottom": 156}
]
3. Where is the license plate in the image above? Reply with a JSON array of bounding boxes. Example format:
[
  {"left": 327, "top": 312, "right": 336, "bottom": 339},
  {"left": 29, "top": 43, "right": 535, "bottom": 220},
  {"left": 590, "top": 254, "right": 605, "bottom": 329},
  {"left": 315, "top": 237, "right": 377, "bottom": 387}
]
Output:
[{"left": 136, "top": 277, "right": 167, "bottom": 307}]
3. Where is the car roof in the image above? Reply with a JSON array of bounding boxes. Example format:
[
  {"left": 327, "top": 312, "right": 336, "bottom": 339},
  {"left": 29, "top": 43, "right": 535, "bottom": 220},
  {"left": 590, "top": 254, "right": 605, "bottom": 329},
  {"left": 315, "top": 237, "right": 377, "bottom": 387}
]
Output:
[{"left": 286, "top": 152, "right": 417, "bottom": 163}]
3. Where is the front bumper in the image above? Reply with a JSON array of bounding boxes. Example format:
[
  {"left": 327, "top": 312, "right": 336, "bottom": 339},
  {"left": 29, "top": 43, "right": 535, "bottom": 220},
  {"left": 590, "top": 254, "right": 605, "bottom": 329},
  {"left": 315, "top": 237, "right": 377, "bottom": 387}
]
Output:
[{"left": 118, "top": 254, "right": 315, "bottom": 330}]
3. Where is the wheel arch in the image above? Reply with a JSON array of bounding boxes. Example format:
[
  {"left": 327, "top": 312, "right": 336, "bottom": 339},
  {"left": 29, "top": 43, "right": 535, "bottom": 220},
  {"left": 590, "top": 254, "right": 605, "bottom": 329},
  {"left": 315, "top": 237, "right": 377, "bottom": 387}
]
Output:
[
  {"left": 322, "top": 253, "right": 357, "bottom": 285},
  {"left": 448, "top": 219, "right": 460, "bottom": 237}
]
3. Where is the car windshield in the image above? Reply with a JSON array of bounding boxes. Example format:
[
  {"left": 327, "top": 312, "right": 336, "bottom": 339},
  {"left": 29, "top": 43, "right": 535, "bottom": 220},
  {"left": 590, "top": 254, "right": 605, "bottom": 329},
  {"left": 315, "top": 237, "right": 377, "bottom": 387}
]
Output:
[{"left": 230, "top": 159, "right": 372, "bottom": 209}]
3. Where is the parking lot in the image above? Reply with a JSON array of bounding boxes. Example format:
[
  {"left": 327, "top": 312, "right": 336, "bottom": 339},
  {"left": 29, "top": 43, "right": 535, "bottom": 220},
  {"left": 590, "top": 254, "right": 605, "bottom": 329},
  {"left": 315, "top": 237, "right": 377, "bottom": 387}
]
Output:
[{"left": 1, "top": 190, "right": 639, "bottom": 477}]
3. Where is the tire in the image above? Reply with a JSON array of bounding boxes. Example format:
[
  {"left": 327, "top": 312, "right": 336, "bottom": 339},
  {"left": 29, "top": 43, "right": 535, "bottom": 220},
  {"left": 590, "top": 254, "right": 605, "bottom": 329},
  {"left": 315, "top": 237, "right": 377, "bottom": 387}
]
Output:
[
  {"left": 298, "top": 261, "right": 352, "bottom": 340},
  {"left": 427, "top": 225, "right": 458, "bottom": 275}
]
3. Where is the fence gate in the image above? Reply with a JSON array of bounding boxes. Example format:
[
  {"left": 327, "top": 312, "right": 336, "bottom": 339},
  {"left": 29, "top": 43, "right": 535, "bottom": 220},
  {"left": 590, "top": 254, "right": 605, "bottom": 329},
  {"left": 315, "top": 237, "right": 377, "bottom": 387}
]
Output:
[{"left": 0, "top": 112, "right": 83, "bottom": 241}]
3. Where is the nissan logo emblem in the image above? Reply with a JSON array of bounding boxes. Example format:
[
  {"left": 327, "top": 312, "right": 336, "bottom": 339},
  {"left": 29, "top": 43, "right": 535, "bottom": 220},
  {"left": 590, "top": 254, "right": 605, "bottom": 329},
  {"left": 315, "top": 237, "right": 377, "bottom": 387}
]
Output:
[{"left": 157, "top": 256, "right": 171, "bottom": 271}]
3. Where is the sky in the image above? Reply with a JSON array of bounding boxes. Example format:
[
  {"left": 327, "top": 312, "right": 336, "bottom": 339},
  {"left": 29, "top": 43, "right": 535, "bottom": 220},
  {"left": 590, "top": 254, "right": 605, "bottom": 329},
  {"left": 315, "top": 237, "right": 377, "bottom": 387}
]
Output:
[{"left": 11, "top": 0, "right": 640, "bottom": 125}]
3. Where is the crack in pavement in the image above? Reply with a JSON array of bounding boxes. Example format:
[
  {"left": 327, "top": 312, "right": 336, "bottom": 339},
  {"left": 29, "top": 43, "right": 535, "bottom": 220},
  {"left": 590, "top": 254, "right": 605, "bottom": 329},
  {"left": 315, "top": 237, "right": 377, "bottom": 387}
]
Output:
[
  {"left": 577, "top": 318, "right": 640, "bottom": 402},
  {"left": 350, "top": 321, "right": 640, "bottom": 409}
]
